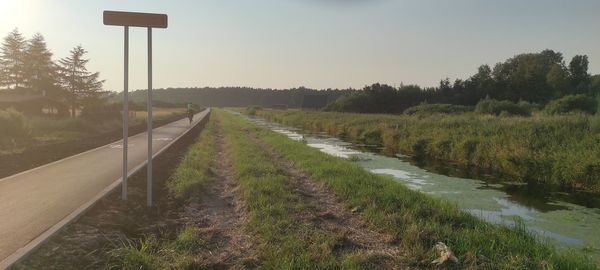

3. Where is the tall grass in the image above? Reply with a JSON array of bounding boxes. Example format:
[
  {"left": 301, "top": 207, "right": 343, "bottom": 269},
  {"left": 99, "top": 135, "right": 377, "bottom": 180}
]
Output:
[
  {"left": 254, "top": 110, "right": 600, "bottom": 193},
  {"left": 232, "top": 110, "right": 597, "bottom": 269},
  {"left": 0, "top": 108, "right": 32, "bottom": 151},
  {"left": 110, "top": 226, "right": 211, "bottom": 270},
  {"left": 0, "top": 107, "right": 31, "bottom": 140}
]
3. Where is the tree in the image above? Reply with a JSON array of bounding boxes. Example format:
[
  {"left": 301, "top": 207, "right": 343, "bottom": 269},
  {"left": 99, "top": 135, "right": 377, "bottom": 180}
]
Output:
[
  {"left": 546, "top": 64, "right": 569, "bottom": 97},
  {"left": 491, "top": 49, "right": 564, "bottom": 102},
  {"left": 0, "top": 29, "right": 27, "bottom": 89},
  {"left": 568, "top": 55, "right": 590, "bottom": 95},
  {"left": 23, "top": 33, "right": 58, "bottom": 95},
  {"left": 57, "top": 45, "right": 104, "bottom": 117}
]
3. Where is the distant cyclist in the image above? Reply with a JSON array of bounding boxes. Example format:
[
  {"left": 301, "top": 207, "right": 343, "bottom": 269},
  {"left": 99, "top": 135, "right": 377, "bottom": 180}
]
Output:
[{"left": 187, "top": 103, "right": 194, "bottom": 124}]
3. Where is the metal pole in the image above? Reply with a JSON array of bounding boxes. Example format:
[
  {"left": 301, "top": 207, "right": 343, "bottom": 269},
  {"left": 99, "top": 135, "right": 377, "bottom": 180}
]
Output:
[
  {"left": 147, "top": 27, "right": 153, "bottom": 207},
  {"left": 122, "top": 26, "right": 129, "bottom": 201}
]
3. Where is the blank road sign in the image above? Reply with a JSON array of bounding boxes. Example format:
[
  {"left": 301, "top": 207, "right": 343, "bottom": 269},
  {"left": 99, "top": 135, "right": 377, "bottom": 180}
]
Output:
[{"left": 103, "top": 11, "right": 168, "bottom": 28}]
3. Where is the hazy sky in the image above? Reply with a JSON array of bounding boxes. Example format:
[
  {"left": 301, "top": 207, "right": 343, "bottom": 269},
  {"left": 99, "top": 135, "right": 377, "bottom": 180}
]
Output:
[{"left": 1, "top": 0, "right": 599, "bottom": 92}]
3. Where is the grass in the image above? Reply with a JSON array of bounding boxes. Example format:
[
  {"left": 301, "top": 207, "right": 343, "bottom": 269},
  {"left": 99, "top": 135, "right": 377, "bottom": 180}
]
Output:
[
  {"left": 233, "top": 109, "right": 597, "bottom": 269},
  {"left": 1, "top": 107, "right": 187, "bottom": 154},
  {"left": 218, "top": 110, "right": 350, "bottom": 269},
  {"left": 253, "top": 109, "right": 600, "bottom": 194},
  {"left": 109, "top": 226, "right": 210, "bottom": 270},
  {"left": 110, "top": 116, "right": 218, "bottom": 269},
  {"left": 110, "top": 109, "right": 597, "bottom": 269},
  {"left": 167, "top": 117, "right": 217, "bottom": 199}
]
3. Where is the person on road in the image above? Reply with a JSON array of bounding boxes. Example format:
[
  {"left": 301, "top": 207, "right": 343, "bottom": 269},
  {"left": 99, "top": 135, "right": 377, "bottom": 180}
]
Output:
[{"left": 187, "top": 103, "right": 194, "bottom": 124}]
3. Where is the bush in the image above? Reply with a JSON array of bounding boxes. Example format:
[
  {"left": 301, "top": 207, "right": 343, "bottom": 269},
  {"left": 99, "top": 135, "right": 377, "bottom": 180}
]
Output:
[
  {"left": 404, "top": 103, "right": 472, "bottom": 115},
  {"left": 81, "top": 104, "right": 121, "bottom": 122},
  {"left": 544, "top": 94, "right": 598, "bottom": 115},
  {"left": 246, "top": 105, "right": 262, "bottom": 116},
  {"left": 0, "top": 107, "right": 31, "bottom": 140},
  {"left": 475, "top": 98, "right": 531, "bottom": 116}
]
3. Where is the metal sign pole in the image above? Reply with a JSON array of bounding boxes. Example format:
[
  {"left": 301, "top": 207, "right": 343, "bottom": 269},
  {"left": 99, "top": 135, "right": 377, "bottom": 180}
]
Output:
[
  {"left": 104, "top": 10, "right": 167, "bottom": 208},
  {"left": 122, "top": 26, "right": 129, "bottom": 201},
  {"left": 146, "top": 27, "right": 153, "bottom": 208}
]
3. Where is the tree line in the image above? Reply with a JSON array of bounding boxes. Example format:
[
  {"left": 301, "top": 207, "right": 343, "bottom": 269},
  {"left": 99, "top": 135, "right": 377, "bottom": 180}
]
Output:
[
  {"left": 327, "top": 49, "right": 600, "bottom": 114},
  {"left": 0, "top": 29, "right": 104, "bottom": 117},
  {"left": 122, "top": 86, "right": 353, "bottom": 108}
]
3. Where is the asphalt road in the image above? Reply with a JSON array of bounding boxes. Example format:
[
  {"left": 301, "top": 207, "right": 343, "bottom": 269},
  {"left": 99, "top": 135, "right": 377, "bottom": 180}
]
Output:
[{"left": 0, "top": 109, "right": 209, "bottom": 266}]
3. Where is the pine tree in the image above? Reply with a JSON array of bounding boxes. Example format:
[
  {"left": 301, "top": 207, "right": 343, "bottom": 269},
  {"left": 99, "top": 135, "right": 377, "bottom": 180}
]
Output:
[
  {"left": 57, "top": 45, "right": 104, "bottom": 117},
  {"left": 0, "top": 28, "right": 27, "bottom": 89},
  {"left": 23, "top": 33, "right": 58, "bottom": 95}
]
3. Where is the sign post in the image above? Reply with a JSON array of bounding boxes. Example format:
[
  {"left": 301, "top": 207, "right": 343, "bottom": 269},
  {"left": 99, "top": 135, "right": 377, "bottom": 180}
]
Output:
[
  {"left": 103, "top": 11, "right": 168, "bottom": 207},
  {"left": 122, "top": 26, "right": 129, "bottom": 200}
]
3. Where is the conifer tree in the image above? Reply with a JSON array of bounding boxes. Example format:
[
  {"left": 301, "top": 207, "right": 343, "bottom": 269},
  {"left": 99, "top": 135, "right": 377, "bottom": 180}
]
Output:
[
  {"left": 23, "top": 33, "right": 58, "bottom": 95},
  {"left": 0, "top": 28, "right": 27, "bottom": 89},
  {"left": 57, "top": 45, "right": 104, "bottom": 117}
]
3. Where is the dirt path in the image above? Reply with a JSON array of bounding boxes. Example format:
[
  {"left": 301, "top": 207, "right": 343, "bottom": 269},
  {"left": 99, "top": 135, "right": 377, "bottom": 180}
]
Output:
[
  {"left": 248, "top": 133, "right": 406, "bottom": 267},
  {"left": 182, "top": 119, "right": 257, "bottom": 268}
]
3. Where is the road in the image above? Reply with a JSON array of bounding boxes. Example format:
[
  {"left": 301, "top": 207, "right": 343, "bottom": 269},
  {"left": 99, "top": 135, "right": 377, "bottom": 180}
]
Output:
[{"left": 0, "top": 109, "right": 209, "bottom": 268}]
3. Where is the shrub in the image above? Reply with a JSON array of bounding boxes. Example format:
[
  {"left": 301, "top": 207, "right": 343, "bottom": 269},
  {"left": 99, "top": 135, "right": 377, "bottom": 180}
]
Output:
[
  {"left": 0, "top": 107, "right": 31, "bottom": 140},
  {"left": 544, "top": 94, "right": 598, "bottom": 115},
  {"left": 81, "top": 104, "right": 121, "bottom": 122},
  {"left": 475, "top": 98, "right": 531, "bottom": 116},
  {"left": 404, "top": 103, "right": 472, "bottom": 115},
  {"left": 246, "top": 105, "right": 262, "bottom": 116}
]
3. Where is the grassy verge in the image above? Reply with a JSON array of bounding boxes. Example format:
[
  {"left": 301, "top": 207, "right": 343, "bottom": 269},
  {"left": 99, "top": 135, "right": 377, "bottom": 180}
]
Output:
[
  {"left": 110, "top": 116, "right": 218, "bottom": 269},
  {"left": 233, "top": 110, "right": 597, "bottom": 269},
  {"left": 253, "top": 109, "right": 600, "bottom": 193},
  {"left": 167, "top": 117, "right": 218, "bottom": 199},
  {"left": 218, "top": 110, "right": 349, "bottom": 268}
]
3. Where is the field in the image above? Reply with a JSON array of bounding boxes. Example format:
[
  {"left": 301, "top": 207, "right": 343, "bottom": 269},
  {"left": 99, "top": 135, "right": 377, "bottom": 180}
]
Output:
[
  {"left": 252, "top": 109, "right": 600, "bottom": 194},
  {"left": 96, "top": 109, "right": 595, "bottom": 269},
  {"left": 1, "top": 107, "right": 187, "bottom": 155},
  {"left": 0, "top": 107, "right": 189, "bottom": 179}
]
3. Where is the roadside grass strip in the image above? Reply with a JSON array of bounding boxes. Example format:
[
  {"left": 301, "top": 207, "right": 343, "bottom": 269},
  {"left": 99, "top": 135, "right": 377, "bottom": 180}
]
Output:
[
  {"left": 168, "top": 117, "right": 218, "bottom": 200},
  {"left": 227, "top": 110, "right": 597, "bottom": 269},
  {"left": 111, "top": 118, "right": 220, "bottom": 269},
  {"left": 219, "top": 110, "right": 357, "bottom": 269}
]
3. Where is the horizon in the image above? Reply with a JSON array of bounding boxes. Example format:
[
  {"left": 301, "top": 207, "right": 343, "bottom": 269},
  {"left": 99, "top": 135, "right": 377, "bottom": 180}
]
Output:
[{"left": 1, "top": 0, "right": 600, "bottom": 92}]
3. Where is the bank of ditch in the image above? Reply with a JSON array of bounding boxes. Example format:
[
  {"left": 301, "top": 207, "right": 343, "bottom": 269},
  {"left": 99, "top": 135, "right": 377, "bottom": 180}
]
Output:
[
  {"left": 218, "top": 110, "right": 406, "bottom": 269},
  {"left": 239, "top": 109, "right": 596, "bottom": 269},
  {"left": 253, "top": 109, "right": 600, "bottom": 194}
]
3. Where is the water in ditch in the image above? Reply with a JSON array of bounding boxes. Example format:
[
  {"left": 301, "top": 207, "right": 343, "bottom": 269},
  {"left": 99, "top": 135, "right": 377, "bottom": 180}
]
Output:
[{"left": 237, "top": 112, "right": 600, "bottom": 259}]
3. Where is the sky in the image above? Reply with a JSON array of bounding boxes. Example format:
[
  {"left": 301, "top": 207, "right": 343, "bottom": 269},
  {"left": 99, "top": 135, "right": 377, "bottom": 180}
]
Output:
[{"left": 1, "top": 0, "right": 599, "bottom": 92}]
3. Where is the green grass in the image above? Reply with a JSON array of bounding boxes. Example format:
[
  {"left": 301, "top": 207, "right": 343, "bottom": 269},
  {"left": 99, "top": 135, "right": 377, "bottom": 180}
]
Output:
[
  {"left": 253, "top": 109, "right": 600, "bottom": 193},
  {"left": 109, "top": 226, "right": 210, "bottom": 270},
  {"left": 110, "top": 110, "right": 597, "bottom": 269},
  {"left": 167, "top": 117, "right": 218, "bottom": 199},
  {"left": 218, "top": 110, "right": 350, "bottom": 269},
  {"left": 231, "top": 109, "right": 597, "bottom": 269},
  {"left": 111, "top": 117, "right": 219, "bottom": 269}
]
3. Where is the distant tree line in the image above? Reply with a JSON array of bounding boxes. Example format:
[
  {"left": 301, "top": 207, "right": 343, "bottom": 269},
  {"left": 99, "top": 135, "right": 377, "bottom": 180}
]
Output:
[
  {"left": 327, "top": 49, "right": 600, "bottom": 114},
  {"left": 122, "top": 87, "right": 353, "bottom": 109},
  {"left": 0, "top": 29, "right": 105, "bottom": 117}
]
